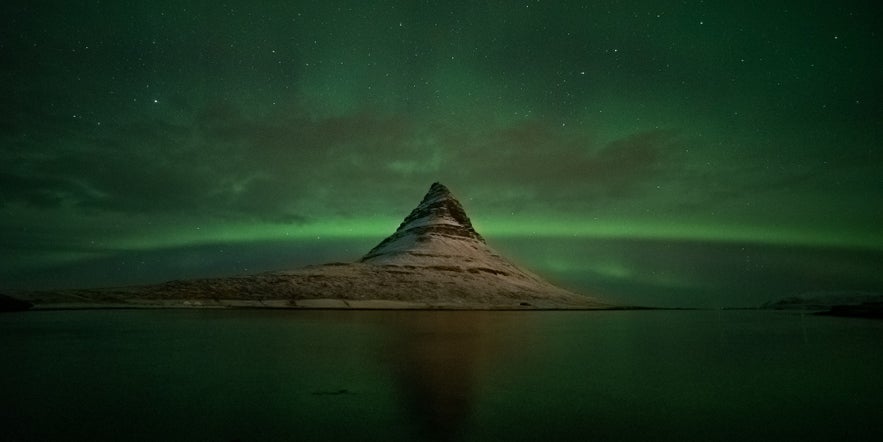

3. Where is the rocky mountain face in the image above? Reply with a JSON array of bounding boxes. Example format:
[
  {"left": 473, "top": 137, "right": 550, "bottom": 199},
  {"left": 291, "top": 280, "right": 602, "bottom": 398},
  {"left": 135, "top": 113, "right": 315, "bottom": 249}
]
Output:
[
  {"left": 362, "top": 182, "right": 485, "bottom": 263},
  {"left": 357, "top": 183, "right": 590, "bottom": 301},
  {"left": 15, "top": 183, "right": 608, "bottom": 309}
]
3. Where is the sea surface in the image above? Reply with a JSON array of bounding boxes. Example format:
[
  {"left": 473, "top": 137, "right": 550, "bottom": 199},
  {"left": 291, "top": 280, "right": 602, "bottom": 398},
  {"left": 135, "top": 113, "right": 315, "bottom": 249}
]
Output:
[{"left": 2, "top": 309, "right": 882, "bottom": 441}]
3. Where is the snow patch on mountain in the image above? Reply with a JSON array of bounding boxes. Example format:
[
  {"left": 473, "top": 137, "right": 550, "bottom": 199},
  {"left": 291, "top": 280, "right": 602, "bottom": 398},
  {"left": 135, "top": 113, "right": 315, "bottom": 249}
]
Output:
[{"left": 15, "top": 182, "right": 609, "bottom": 309}]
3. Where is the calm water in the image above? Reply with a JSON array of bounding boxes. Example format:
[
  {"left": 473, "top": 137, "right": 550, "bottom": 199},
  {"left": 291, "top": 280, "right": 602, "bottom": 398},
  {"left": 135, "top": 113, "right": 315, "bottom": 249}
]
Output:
[{"left": 1, "top": 310, "right": 882, "bottom": 441}]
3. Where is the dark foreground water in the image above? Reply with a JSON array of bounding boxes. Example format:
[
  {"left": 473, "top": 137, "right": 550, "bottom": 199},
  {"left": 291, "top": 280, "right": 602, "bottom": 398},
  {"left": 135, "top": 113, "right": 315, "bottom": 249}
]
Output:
[{"left": 2, "top": 310, "right": 882, "bottom": 441}]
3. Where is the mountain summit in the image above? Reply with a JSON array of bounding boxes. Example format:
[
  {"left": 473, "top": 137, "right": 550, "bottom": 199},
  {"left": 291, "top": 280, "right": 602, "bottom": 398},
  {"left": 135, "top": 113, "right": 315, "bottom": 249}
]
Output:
[
  {"left": 13, "top": 183, "right": 609, "bottom": 309},
  {"left": 363, "top": 182, "right": 483, "bottom": 262},
  {"left": 357, "top": 183, "right": 590, "bottom": 306}
]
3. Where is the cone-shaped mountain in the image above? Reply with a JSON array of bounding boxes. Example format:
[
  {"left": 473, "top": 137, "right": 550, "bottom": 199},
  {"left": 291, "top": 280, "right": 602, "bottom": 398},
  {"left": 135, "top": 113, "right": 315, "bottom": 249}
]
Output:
[
  {"left": 363, "top": 182, "right": 484, "bottom": 261},
  {"left": 13, "top": 183, "right": 610, "bottom": 309},
  {"left": 358, "top": 183, "right": 584, "bottom": 299}
]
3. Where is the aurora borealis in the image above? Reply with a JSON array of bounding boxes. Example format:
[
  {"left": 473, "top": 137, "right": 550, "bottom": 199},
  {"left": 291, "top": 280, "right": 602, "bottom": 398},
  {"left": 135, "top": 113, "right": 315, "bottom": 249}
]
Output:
[{"left": 2, "top": 1, "right": 881, "bottom": 306}]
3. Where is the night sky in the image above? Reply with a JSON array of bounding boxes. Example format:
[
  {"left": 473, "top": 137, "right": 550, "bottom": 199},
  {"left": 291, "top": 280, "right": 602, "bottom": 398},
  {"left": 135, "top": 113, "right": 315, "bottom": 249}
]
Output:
[{"left": 2, "top": 1, "right": 881, "bottom": 307}]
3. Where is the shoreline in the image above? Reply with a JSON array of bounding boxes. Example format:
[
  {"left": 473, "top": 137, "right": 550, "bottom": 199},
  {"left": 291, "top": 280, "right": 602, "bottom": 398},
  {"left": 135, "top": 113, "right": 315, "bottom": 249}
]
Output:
[{"left": 11, "top": 298, "right": 651, "bottom": 312}]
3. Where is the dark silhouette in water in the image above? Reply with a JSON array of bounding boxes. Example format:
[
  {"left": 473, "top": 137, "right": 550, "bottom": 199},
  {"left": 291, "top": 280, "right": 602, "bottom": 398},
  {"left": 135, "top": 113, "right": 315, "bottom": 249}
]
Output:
[
  {"left": 817, "top": 302, "right": 883, "bottom": 319},
  {"left": 0, "top": 293, "right": 32, "bottom": 312}
]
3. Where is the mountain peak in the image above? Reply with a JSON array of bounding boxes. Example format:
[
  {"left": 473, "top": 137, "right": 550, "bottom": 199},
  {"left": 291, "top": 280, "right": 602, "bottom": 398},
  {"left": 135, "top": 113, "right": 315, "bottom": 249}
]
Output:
[
  {"left": 351, "top": 183, "right": 604, "bottom": 307},
  {"left": 16, "top": 182, "right": 607, "bottom": 310},
  {"left": 400, "top": 182, "right": 481, "bottom": 238},
  {"left": 428, "top": 181, "right": 450, "bottom": 194},
  {"left": 362, "top": 183, "right": 483, "bottom": 262}
]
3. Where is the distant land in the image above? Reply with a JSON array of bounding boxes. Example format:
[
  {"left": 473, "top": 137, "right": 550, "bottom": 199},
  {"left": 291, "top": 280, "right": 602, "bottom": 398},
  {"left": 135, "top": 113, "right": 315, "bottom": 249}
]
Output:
[
  {"left": 7, "top": 183, "right": 610, "bottom": 310},
  {"left": 761, "top": 291, "right": 883, "bottom": 319}
]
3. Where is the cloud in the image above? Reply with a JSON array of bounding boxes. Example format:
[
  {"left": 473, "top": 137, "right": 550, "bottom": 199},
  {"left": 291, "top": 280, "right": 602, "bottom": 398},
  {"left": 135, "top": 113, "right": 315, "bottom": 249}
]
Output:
[
  {"left": 1, "top": 92, "right": 691, "bottom": 229},
  {"left": 1, "top": 97, "right": 430, "bottom": 222},
  {"left": 428, "top": 119, "right": 685, "bottom": 212}
]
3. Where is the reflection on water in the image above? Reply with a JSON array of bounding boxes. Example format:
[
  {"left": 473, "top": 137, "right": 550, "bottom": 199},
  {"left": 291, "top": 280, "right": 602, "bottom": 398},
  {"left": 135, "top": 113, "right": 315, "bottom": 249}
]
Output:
[
  {"left": 2, "top": 310, "right": 883, "bottom": 441},
  {"left": 381, "top": 311, "right": 521, "bottom": 440}
]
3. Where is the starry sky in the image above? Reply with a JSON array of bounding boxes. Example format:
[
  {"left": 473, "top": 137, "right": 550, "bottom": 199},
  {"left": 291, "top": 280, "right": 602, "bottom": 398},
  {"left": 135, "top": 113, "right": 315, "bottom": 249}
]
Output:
[{"left": 2, "top": 0, "right": 881, "bottom": 307}]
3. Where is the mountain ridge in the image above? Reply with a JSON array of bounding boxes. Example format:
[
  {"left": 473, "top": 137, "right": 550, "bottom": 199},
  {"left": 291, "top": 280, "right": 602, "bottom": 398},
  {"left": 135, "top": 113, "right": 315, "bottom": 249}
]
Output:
[
  {"left": 362, "top": 182, "right": 483, "bottom": 261},
  {"left": 11, "top": 183, "right": 610, "bottom": 310}
]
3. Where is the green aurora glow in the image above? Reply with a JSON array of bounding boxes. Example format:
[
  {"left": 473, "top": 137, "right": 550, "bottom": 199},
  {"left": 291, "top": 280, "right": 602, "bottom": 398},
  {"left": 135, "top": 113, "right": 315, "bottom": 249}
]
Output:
[{"left": 2, "top": 1, "right": 881, "bottom": 306}]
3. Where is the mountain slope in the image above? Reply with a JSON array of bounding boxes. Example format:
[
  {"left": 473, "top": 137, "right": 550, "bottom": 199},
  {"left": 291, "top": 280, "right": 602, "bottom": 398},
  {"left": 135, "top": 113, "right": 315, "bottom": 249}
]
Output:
[
  {"left": 359, "top": 183, "right": 593, "bottom": 302},
  {"left": 14, "top": 183, "right": 609, "bottom": 309}
]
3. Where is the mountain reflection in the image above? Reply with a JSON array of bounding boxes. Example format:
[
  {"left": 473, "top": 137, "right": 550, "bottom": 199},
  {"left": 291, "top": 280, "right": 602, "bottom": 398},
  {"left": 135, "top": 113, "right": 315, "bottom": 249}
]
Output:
[{"left": 382, "top": 311, "right": 520, "bottom": 441}]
